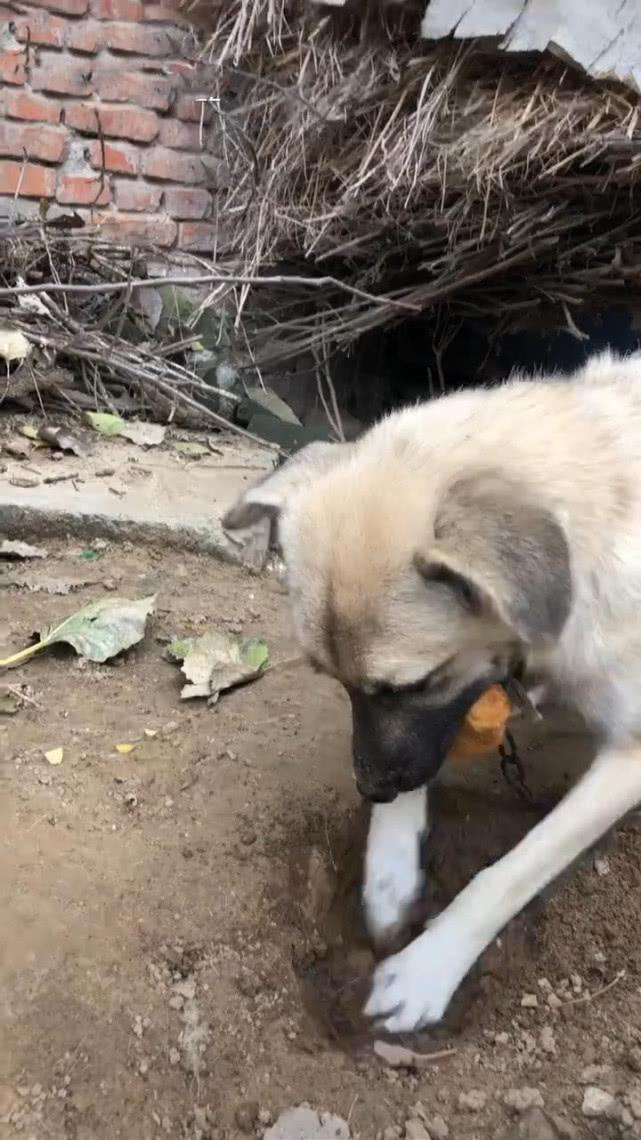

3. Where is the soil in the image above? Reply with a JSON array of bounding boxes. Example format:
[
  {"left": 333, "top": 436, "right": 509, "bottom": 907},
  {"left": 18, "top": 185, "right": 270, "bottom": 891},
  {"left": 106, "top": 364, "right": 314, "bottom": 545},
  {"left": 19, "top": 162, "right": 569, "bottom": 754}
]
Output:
[{"left": 2, "top": 539, "right": 641, "bottom": 1140}]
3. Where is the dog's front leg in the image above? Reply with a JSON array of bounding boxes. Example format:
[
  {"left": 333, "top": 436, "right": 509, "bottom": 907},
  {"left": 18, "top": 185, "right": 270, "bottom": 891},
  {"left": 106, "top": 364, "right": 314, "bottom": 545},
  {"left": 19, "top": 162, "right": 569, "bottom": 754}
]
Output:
[
  {"left": 363, "top": 787, "right": 429, "bottom": 946},
  {"left": 366, "top": 743, "right": 641, "bottom": 1032}
]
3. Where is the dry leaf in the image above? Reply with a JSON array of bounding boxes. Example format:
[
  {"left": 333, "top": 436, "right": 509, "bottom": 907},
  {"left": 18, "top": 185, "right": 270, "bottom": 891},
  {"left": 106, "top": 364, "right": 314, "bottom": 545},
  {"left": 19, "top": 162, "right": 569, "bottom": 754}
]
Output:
[
  {"left": 115, "top": 743, "right": 136, "bottom": 754},
  {"left": 119, "top": 421, "right": 166, "bottom": 447},
  {"left": 44, "top": 747, "right": 64, "bottom": 765},
  {"left": 39, "top": 425, "right": 86, "bottom": 457},
  {"left": 168, "top": 631, "right": 269, "bottom": 702},
  {"left": 0, "top": 328, "right": 31, "bottom": 362}
]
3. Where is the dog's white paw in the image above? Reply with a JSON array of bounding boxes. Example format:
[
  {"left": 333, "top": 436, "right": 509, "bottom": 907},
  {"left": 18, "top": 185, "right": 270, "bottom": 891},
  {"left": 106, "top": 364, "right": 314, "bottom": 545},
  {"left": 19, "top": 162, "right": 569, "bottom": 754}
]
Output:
[
  {"left": 363, "top": 789, "right": 427, "bottom": 945},
  {"left": 364, "top": 923, "right": 475, "bottom": 1032}
]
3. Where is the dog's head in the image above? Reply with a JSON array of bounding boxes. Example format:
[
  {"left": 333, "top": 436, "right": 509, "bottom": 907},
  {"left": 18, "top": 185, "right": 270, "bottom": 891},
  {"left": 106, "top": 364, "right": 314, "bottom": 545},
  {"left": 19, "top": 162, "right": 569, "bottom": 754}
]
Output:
[{"left": 224, "top": 440, "right": 571, "bottom": 802}]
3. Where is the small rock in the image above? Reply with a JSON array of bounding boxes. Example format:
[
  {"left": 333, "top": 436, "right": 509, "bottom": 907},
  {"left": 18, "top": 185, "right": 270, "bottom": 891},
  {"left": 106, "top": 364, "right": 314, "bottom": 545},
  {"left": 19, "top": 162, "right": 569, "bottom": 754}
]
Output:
[
  {"left": 458, "top": 1090, "right": 487, "bottom": 1112},
  {"left": 539, "top": 1026, "right": 557, "bottom": 1055},
  {"left": 546, "top": 993, "right": 562, "bottom": 1010},
  {"left": 132, "top": 1015, "right": 144, "bottom": 1039},
  {"left": 168, "top": 1048, "right": 180, "bottom": 1066},
  {"left": 235, "top": 1101, "right": 259, "bottom": 1134},
  {"left": 499, "top": 1107, "right": 561, "bottom": 1140},
  {"left": 625, "top": 1087, "right": 641, "bottom": 1120},
  {"left": 581, "top": 1087, "right": 619, "bottom": 1119},
  {"left": 263, "top": 1105, "right": 351, "bottom": 1139},
  {"left": 138, "top": 1058, "right": 149, "bottom": 1076},
  {"left": 580, "top": 1064, "right": 611, "bottom": 1085},
  {"left": 426, "top": 1116, "right": 449, "bottom": 1140},
  {"left": 594, "top": 854, "right": 610, "bottom": 877},
  {"left": 505, "top": 1088, "right": 545, "bottom": 1113},
  {"left": 173, "top": 977, "right": 196, "bottom": 1001},
  {"left": 168, "top": 994, "right": 184, "bottom": 1010},
  {"left": 10, "top": 475, "right": 40, "bottom": 488},
  {"left": 627, "top": 1045, "right": 641, "bottom": 1073},
  {"left": 405, "top": 1119, "right": 430, "bottom": 1140},
  {"left": 258, "top": 1107, "right": 273, "bottom": 1126},
  {"left": 520, "top": 993, "right": 539, "bottom": 1009},
  {"left": 102, "top": 577, "right": 118, "bottom": 591},
  {"left": 0, "top": 1084, "right": 17, "bottom": 1118}
]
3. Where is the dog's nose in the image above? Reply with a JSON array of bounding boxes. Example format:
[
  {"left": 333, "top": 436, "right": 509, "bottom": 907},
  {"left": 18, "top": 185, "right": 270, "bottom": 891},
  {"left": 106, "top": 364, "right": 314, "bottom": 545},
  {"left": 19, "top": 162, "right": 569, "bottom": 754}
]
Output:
[{"left": 356, "top": 779, "right": 398, "bottom": 804}]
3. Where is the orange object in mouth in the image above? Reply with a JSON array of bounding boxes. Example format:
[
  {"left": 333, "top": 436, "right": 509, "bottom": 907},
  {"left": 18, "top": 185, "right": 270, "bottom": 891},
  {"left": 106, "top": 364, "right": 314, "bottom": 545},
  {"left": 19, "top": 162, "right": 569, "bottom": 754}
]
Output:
[{"left": 448, "top": 684, "right": 512, "bottom": 761}]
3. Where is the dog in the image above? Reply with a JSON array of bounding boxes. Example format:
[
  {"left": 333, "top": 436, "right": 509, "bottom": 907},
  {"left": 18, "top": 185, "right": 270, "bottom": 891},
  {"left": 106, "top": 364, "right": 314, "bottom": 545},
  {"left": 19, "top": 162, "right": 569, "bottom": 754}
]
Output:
[{"left": 223, "top": 350, "right": 641, "bottom": 1033}]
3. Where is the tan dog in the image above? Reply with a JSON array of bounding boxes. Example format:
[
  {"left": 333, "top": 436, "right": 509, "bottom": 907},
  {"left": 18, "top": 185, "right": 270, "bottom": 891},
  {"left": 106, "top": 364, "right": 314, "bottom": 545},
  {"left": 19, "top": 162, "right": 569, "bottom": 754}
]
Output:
[{"left": 223, "top": 350, "right": 641, "bottom": 1032}]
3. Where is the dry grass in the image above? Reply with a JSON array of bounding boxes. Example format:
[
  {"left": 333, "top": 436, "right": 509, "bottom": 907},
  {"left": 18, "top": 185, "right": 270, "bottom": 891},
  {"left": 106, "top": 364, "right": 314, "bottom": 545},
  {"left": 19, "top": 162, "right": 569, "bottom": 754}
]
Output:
[{"left": 189, "top": 0, "right": 641, "bottom": 362}]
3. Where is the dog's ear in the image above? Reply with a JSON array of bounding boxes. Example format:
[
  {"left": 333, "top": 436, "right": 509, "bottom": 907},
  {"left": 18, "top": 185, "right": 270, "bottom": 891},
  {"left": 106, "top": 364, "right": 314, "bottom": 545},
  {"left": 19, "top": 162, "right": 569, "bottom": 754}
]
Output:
[
  {"left": 222, "top": 441, "right": 351, "bottom": 530},
  {"left": 416, "top": 473, "right": 571, "bottom": 642}
]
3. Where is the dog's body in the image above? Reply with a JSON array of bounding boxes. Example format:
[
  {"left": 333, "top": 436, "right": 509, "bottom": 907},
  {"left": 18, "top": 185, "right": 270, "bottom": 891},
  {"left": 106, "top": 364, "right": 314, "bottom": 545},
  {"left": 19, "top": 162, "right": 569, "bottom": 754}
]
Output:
[{"left": 224, "top": 351, "right": 641, "bottom": 1032}]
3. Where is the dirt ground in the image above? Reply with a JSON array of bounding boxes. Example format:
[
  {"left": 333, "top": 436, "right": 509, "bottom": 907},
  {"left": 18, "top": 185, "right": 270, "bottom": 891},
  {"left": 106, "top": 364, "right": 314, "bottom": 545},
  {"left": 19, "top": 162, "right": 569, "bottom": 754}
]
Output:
[{"left": 3, "top": 540, "right": 641, "bottom": 1140}]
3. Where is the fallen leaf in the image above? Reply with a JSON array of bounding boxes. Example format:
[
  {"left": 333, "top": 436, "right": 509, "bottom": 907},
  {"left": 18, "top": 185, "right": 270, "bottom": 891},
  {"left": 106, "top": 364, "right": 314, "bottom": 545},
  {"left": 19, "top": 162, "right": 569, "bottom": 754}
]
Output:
[
  {"left": 18, "top": 424, "right": 41, "bottom": 441},
  {"left": 173, "top": 441, "right": 209, "bottom": 459},
  {"left": 115, "top": 742, "right": 136, "bottom": 754},
  {"left": 39, "top": 425, "right": 85, "bottom": 457},
  {"left": 373, "top": 1040, "right": 456, "bottom": 1069},
  {"left": 85, "top": 411, "right": 125, "bottom": 437},
  {"left": 0, "top": 688, "right": 20, "bottom": 715},
  {"left": 119, "top": 421, "right": 166, "bottom": 447},
  {"left": 0, "top": 595, "right": 156, "bottom": 669},
  {"left": 169, "top": 631, "right": 269, "bottom": 702},
  {"left": 44, "top": 746, "right": 64, "bottom": 765},
  {"left": 0, "top": 328, "right": 31, "bottom": 362},
  {"left": 79, "top": 549, "right": 104, "bottom": 561},
  {"left": 0, "top": 540, "right": 48, "bottom": 560}
]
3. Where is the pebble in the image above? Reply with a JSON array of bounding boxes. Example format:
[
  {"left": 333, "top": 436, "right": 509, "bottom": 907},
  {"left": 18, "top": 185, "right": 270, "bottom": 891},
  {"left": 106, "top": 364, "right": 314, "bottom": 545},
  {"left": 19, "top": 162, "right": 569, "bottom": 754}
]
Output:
[
  {"left": 168, "top": 1048, "right": 181, "bottom": 1066},
  {"left": 458, "top": 1090, "right": 487, "bottom": 1112},
  {"left": 521, "top": 993, "right": 539, "bottom": 1009},
  {"left": 594, "top": 855, "right": 610, "bottom": 876},
  {"left": 425, "top": 1116, "right": 449, "bottom": 1140},
  {"left": 505, "top": 1088, "right": 545, "bottom": 1113},
  {"left": 500, "top": 1107, "right": 561, "bottom": 1140},
  {"left": 627, "top": 1045, "right": 641, "bottom": 1074},
  {"left": 581, "top": 1086, "right": 619, "bottom": 1119},
  {"left": 405, "top": 1119, "right": 430, "bottom": 1140},
  {"left": 168, "top": 994, "right": 184, "bottom": 1010},
  {"left": 263, "top": 1105, "right": 351, "bottom": 1139},
  {"left": 539, "top": 1026, "right": 557, "bottom": 1055}
]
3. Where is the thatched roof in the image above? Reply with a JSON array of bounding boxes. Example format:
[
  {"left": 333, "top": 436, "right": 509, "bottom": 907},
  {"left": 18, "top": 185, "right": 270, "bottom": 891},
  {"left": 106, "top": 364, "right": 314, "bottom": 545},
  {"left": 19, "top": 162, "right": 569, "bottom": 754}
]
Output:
[{"left": 190, "top": 0, "right": 641, "bottom": 365}]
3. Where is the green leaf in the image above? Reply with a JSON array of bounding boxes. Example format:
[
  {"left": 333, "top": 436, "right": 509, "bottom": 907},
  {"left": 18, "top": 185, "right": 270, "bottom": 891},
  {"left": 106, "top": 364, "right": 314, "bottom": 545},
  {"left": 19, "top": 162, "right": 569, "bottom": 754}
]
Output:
[
  {"left": 85, "top": 412, "right": 125, "bottom": 437},
  {"left": 170, "top": 630, "right": 269, "bottom": 702},
  {"left": 0, "top": 595, "right": 155, "bottom": 669},
  {"left": 173, "top": 441, "right": 209, "bottom": 459},
  {"left": 79, "top": 549, "right": 103, "bottom": 561},
  {"left": 166, "top": 637, "right": 197, "bottom": 662},
  {"left": 242, "top": 387, "right": 301, "bottom": 425}
]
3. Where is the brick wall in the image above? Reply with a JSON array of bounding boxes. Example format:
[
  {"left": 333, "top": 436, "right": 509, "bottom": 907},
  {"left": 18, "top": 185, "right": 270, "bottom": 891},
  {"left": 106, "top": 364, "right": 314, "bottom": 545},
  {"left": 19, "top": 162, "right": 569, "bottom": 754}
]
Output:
[{"left": 0, "top": 0, "right": 221, "bottom": 251}]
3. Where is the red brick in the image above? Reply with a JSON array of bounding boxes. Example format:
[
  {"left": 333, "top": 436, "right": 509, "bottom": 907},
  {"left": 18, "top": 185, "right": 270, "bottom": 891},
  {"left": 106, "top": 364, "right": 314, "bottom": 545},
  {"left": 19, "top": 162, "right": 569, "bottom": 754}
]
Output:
[
  {"left": 143, "top": 146, "right": 203, "bottom": 183},
  {"left": 65, "top": 103, "right": 159, "bottom": 142},
  {"left": 29, "top": 0, "right": 88, "bottom": 12},
  {"left": 158, "top": 119, "right": 202, "bottom": 150},
  {"left": 88, "top": 139, "right": 139, "bottom": 174},
  {"left": 113, "top": 180, "right": 162, "bottom": 211},
  {"left": 13, "top": 11, "right": 66, "bottom": 47},
  {"left": 102, "top": 22, "right": 171, "bottom": 55},
  {"left": 175, "top": 94, "right": 212, "bottom": 123},
  {"left": 31, "top": 60, "right": 92, "bottom": 96},
  {"left": 0, "top": 50, "right": 27, "bottom": 85},
  {"left": 0, "top": 121, "right": 68, "bottom": 163},
  {"left": 0, "top": 161, "right": 56, "bottom": 198},
  {"left": 93, "top": 211, "right": 177, "bottom": 247},
  {"left": 177, "top": 221, "right": 218, "bottom": 251},
  {"left": 164, "top": 185, "right": 210, "bottom": 219},
  {"left": 4, "top": 89, "right": 61, "bottom": 124},
  {"left": 94, "top": 68, "right": 176, "bottom": 111},
  {"left": 66, "top": 20, "right": 105, "bottom": 52},
  {"left": 57, "top": 172, "right": 111, "bottom": 206},
  {"left": 142, "top": 3, "right": 189, "bottom": 22},
  {"left": 91, "top": 0, "right": 143, "bottom": 18}
]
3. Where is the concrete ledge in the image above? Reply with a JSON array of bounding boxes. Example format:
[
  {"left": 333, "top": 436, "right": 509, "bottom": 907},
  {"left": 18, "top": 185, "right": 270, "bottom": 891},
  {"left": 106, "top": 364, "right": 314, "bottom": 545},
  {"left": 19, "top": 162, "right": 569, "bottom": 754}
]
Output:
[{"left": 0, "top": 431, "right": 274, "bottom": 568}]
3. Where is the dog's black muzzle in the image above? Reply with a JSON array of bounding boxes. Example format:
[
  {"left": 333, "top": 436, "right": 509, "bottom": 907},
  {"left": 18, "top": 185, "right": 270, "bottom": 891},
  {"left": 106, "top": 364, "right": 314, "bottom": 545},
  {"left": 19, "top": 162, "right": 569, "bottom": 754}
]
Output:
[{"left": 350, "top": 678, "right": 495, "bottom": 803}]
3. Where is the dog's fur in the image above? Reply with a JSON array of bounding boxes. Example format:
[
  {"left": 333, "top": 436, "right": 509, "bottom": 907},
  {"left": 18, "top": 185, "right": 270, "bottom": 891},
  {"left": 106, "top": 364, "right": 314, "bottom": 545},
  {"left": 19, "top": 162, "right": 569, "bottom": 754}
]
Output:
[{"left": 223, "top": 351, "right": 641, "bottom": 1032}]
